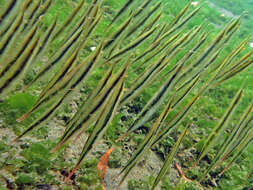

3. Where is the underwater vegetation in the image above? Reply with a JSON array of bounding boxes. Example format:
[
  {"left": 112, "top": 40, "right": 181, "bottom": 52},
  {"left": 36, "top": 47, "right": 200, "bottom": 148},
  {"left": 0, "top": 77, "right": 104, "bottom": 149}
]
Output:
[{"left": 0, "top": 0, "right": 253, "bottom": 189}]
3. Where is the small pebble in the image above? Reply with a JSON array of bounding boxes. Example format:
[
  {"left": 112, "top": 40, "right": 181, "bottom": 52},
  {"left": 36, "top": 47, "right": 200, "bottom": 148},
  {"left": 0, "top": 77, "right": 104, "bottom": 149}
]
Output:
[{"left": 90, "top": 46, "right": 96, "bottom": 51}]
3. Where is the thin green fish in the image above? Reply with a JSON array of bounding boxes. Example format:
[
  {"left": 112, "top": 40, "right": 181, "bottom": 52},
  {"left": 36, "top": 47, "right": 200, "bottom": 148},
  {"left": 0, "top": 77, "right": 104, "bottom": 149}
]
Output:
[
  {"left": 52, "top": 0, "right": 85, "bottom": 40},
  {"left": 219, "top": 128, "right": 253, "bottom": 176},
  {"left": 0, "top": 37, "right": 39, "bottom": 96},
  {"left": 151, "top": 124, "right": 190, "bottom": 190},
  {"left": 109, "top": 0, "right": 134, "bottom": 26},
  {"left": 139, "top": 11, "right": 162, "bottom": 34},
  {"left": 31, "top": 0, "right": 52, "bottom": 26},
  {"left": 0, "top": 0, "right": 23, "bottom": 37},
  {"left": 121, "top": 28, "right": 194, "bottom": 105},
  {"left": 21, "top": 0, "right": 41, "bottom": 32},
  {"left": 133, "top": 0, "right": 153, "bottom": 18},
  {"left": 36, "top": 47, "right": 80, "bottom": 103},
  {"left": 152, "top": 54, "right": 234, "bottom": 145},
  {"left": 25, "top": 27, "right": 84, "bottom": 88},
  {"left": 166, "top": 0, "right": 192, "bottom": 30},
  {"left": 64, "top": 66, "right": 114, "bottom": 132},
  {"left": 200, "top": 102, "right": 253, "bottom": 180},
  {"left": 69, "top": 75, "right": 125, "bottom": 179},
  {"left": 104, "top": 16, "right": 133, "bottom": 49},
  {"left": 0, "top": 10, "right": 24, "bottom": 54},
  {"left": 125, "top": 2, "right": 161, "bottom": 39},
  {"left": 125, "top": 50, "right": 186, "bottom": 134},
  {"left": 0, "top": 20, "right": 39, "bottom": 78},
  {"left": 218, "top": 115, "right": 253, "bottom": 168},
  {"left": 132, "top": 30, "right": 181, "bottom": 65},
  {"left": 53, "top": 63, "right": 128, "bottom": 151},
  {"left": 0, "top": 0, "right": 17, "bottom": 25},
  {"left": 107, "top": 25, "right": 158, "bottom": 62},
  {"left": 117, "top": 100, "right": 172, "bottom": 189},
  {"left": 17, "top": 40, "right": 104, "bottom": 123},
  {"left": 195, "top": 84, "right": 244, "bottom": 166}
]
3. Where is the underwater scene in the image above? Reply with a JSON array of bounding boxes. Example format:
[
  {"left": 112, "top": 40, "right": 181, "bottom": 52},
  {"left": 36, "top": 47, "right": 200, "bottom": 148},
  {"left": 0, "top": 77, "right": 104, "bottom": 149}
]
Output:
[{"left": 0, "top": 0, "right": 253, "bottom": 189}]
